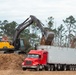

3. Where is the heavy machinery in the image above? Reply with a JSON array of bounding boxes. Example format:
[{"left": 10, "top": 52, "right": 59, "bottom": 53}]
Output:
[
  {"left": 0, "top": 35, "right": 25, "bottom": 53},
  {"left": 0, "top": 35, "right": 15, "bottom": 53},
  {"left": 0, "top": 15, "right": 54, "bottom": 53}
]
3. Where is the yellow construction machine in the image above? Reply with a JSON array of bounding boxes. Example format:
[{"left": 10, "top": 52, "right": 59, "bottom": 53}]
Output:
[{"left": 0, "top": 35, "right": 14, "bottom": 53}]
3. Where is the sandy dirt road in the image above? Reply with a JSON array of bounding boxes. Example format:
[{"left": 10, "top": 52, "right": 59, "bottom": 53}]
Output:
[{"left": 0, "top": 70, "right": 76, "bottom": 75}]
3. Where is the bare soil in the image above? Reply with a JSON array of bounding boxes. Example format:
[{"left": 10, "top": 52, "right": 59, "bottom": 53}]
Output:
[
  {"left": 0, "top": 70, "right": 76, "bottom": 75},
  {"left": 0, "top": 54, "right": 24, "bottom": 70}
]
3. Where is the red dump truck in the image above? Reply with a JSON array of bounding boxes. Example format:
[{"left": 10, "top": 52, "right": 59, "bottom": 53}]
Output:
[{"left": 22, "top": 45, "right": 76, "bottom": 71}]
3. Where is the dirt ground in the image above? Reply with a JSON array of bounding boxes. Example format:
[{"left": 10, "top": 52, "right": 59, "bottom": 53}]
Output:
[
  {"left": 0, "top": 54, "right": 24, "bottom": 70},
  {"left": 0, "top": 70, "right": 76, "bottom": 75},
  {"left": 0, "top": 54, "right": 76, "bottom": 75}
]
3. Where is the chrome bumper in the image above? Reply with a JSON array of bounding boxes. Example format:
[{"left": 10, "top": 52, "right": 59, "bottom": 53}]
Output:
[{"left": 22, "top": 65, "right": 37, "bottom": 69}]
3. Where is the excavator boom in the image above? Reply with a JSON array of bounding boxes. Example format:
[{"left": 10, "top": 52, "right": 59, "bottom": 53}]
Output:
[{"left": 13, "top": 15, "right": 47, "bottom": 50}]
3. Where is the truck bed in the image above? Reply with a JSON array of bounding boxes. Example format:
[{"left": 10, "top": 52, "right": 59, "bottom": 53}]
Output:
[{"left": 37, "top": 45, "right": 76, "bottom": 64}]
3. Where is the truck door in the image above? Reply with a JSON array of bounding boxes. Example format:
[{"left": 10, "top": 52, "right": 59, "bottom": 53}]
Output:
[{"left": 41, "top": 52, "right": 48, "bottom": 65}]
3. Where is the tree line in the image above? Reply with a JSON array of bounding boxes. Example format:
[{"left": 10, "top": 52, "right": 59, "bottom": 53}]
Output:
[{"left": 0, "top": 15, "right": 76, "bottom": 48}]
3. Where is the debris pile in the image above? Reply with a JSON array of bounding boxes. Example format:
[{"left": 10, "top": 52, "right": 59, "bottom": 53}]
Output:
[{"left": 0, "top": 54, "right": 24, "bottom": 70}]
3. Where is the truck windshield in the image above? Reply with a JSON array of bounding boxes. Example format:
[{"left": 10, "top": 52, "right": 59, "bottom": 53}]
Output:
[{"left": 27, "top": 54, "right": 40, "bottom": 58}]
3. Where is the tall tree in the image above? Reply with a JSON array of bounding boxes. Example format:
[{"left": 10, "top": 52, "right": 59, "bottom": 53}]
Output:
[
  {"left": 0, "top": 20, "right": 3, "bottom": 35},
  {"left": 30, "top": 22, "right": 40, "bottom": 46},
  {"left": 47, "top": 16, "right": 54, "bottom": 30},
  {"left": 0, "top": 21, "right": 17, "bottom": 37},
  {"left": 56, "top": 24, "right": 65, "bottom": 46},
  {"left": 63, "top": 15, "right": 76, "bottom": 47},
  {"left": 0, "top": 20, "right": 8, "bottom": 35}
]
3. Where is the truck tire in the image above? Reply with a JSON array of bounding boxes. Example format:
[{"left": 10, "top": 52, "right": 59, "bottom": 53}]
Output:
[
  {"left": 57, "top": 64, "right": 61, "bottom": 71},
  {"left": 44, "top": 65, "right": 50, "bottom": 71},
  {"left": 35, "top": 65, "right": 40, "bottom": 71},
  {"left": 50, "top": 65, "right": 54, "bottom": 71},
  {"left": 64, "top": 65, "right": 67, "bottom": 71},
  {"left": 47, "top": 65, "right": 51, "bottom": 71},
  {"left": 22, "top": 68, "right": 26, "bottom": 71}
]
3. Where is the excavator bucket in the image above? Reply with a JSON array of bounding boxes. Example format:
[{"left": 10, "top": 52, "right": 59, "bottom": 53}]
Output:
[
  {"left": 70, "top": 37, "right": 76, "bottom": 48},
  {"left": 40, "top": 32, "right": 54, "bottom": 45},
  {"left": 40, "top": 35, "right": 46, "bottom": 45}
]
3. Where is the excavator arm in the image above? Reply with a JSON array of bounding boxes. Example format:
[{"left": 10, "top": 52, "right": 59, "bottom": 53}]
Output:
[
  {"left": 13, "top": 15, "right": 46, "bottom": 50},
  {"left": 13, "top": 15, "right": 54, "bottom": 50},
  {"left": 13, "top": 15, "right": 46, "bottom": 42}
]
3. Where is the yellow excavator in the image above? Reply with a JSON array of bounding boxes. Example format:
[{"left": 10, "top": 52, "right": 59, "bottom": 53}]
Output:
[
  {"left": 0, "top": 35, "right": 25, "bottom": 54},
  {"left": 0, "top": 15, "right": 54, "bottom": 54},
  {"left": 0, "top": 35, "right": 14, "bottom": 53}
]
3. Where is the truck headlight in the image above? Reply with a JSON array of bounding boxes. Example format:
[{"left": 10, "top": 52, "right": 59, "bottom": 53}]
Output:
[{"left": 22, "top": 62, "right": 24, "bottom": 65}]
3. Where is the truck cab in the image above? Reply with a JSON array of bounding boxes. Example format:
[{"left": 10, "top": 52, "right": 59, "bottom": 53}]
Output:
[{"left": 22, "top": 50, "right": 48, "bottom": 70}]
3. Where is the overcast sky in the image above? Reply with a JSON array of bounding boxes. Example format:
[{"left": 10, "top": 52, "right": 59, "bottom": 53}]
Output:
[{"left": 0, "top": 0, "right": 76, "bottom": 27}]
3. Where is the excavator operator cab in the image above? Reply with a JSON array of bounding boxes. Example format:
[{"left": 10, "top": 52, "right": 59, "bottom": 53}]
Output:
[
  {"left": 14, "top": 38, "right": 26, "bottom": 54},
  {"left": 20, "top": 39, "right": 26, "bottom": 50},
  {"left": 0, "top": 36, "right": 2, "bottom": 41}
]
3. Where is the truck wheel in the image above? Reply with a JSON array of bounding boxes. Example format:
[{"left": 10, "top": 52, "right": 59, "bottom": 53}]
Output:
[
  {"left": 46, "top": 65, "right": 50, "bottom": 71},
  {"left": 50, "top": 65, "right": 54, "bottom": 71},
  {"left": 70, "top": 67, "right": 72, "bottom": 71},
  {"left": 22, "top": 68, "right": 26, "bottom": 71},
  {"left": 64, "top": 65, "right": 67, "bottom": 71},
  {"left": 35, "top": 66, "right": 40, "bottom": 71},
  {"left": 44, "top": 65, "right": 51, "bottom": 71},
  {"left": 57, "top": 65, "right": 61, "bottom": 71}
]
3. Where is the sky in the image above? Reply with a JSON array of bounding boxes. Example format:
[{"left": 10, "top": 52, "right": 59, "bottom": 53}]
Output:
[{"left": 0, "top": 0, "right": 76, "bottom": 27}]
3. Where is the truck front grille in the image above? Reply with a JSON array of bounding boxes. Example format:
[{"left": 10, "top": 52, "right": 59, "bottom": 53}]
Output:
[{"left": 25, "top": 61, "right": 32, "bottom": 65}]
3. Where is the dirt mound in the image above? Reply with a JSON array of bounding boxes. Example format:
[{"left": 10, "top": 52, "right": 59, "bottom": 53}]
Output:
[{"left": 0, "top": 54, "right": 25, "bottom": 70}]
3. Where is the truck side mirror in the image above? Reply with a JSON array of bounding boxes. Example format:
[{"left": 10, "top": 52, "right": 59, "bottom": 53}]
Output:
[{"left": 39, "top": 55, "right": 41, "bottom": 59}]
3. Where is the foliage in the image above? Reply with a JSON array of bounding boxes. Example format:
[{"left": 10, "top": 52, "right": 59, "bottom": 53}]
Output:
[
  {"left": 47, "top": 16, "right": 54, "bottom": 29},
  {"left": 0, "top": 20, "right": 17, "bottom": 37},
  {"left": 63, "top": 15, "right": 76, "bottom": 46},
  {"left": 20, "top": 29, "right": 30, "bottom": 40},
  {"left": 56, "top": 24, "right": 65, "bottom": 46}
]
